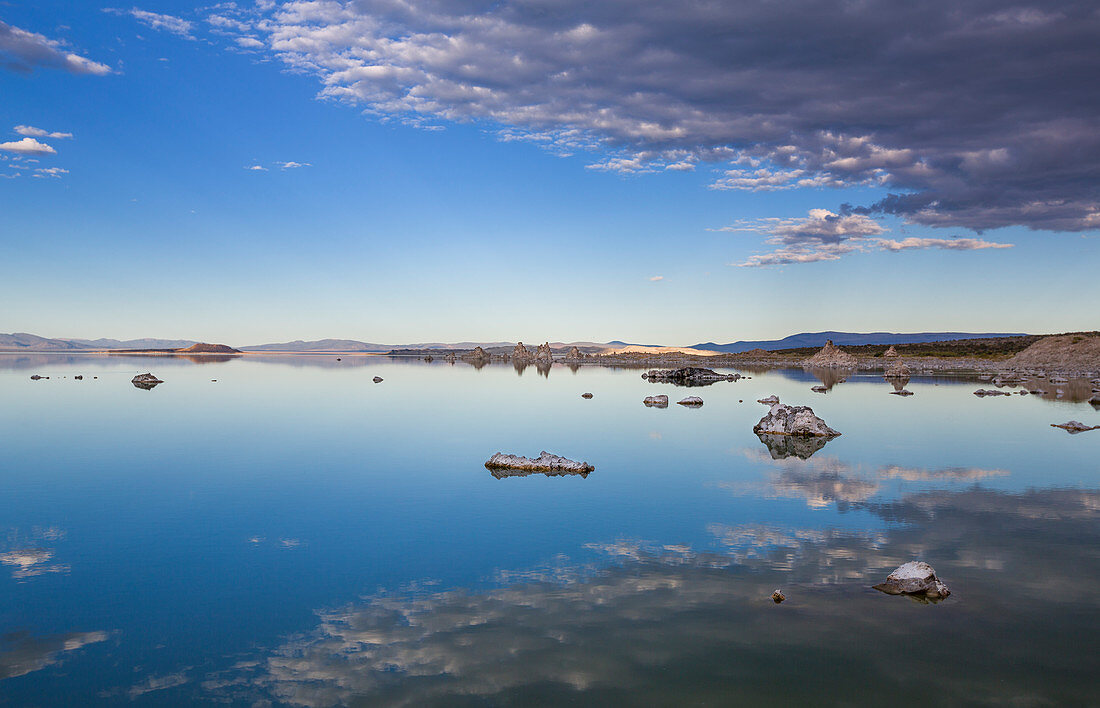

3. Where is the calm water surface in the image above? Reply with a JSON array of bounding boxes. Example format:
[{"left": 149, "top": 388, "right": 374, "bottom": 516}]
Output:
[{"left": 1, "top": 354, "right": 1098, "bottom": 705}]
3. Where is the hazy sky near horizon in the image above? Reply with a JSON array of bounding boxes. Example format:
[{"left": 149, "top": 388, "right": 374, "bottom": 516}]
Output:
[{"left": 2, "top": 0, "right": 1098, "bottom": 345}]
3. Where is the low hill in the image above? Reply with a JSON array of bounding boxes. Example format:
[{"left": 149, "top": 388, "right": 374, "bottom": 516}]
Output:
[
  {"left": 692, "top": 331, "right": 1030, "bottom": 353},
  {"left": 0, "top": 333, "right": 93, "bottom": 351},
  {"left": 1006, "top": 332, "right": 1100, "bottom": 370},
  {"left": 239, "top": 339, "right": 392, "bottom": 352},
  {"left": 176, "top": 343, "right": 241, "bottom": 354}
]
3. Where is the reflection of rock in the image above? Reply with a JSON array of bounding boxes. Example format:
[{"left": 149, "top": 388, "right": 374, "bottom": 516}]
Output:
[
  {"left": 811, "top": 385, "right": 827, "bottom": 393},
  {"left": 677, "top": 396, "right": 703, "bottom": 406},
  {"left": 1051, "top": 421, "right": 1099, "bottom": 433},
  {"left": 803, "top": 340, "right": 857, "bottom": 368},
  {"left": 131, "top": 373, "right": 162, "bottom": 390},
  {"left": 753, "top": 404, "right": 841, "bottom": 438},
  {"left": 643, "top": 367, "right": 737, "bottom": 386},
  {"left": 485, "top": 450, "right": 594, "bottom": 475},
  {"left": 872, "top": 561, "right": 951, "bottom": 600},
  {"left": 805, "top": 367, "right": 847, "bottom": 390},
  {"left": 0, "top": 630, "right": 109, "bottom": 680},
  {"left": 643, "top": 395, "right": 669, "bottom": 408},
  {"left": 756, "top": 433, "right": 831, "bottom": 460}
]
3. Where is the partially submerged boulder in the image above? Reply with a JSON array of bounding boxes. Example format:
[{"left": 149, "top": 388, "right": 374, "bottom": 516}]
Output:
[
  {"left": 643, "top": 394, "right": 669, "bottom": 408},
  {"left": 1051, "top": 421, "right": 1099, "bottom": 433},
  {"left": 677, "top": 396, "right": 704, "bottom": 406},
  {"left": 974, "top": 389, "right": 1010, "bottom": 397},
  {"left": 873, "top": 561, "right": 951, "bottom": 600},
  {"left": 753, "top": 403, "right": 841, "bottom": 438},
  {"left": 581, "top": 392, "right": 594, "bottom": 399},
  {"left": 373, "top": 376, "right": 383, "bottom": 383},
  {"left": 643, "top": 367, "right": 737, "bottom": 386},
  {"left": 757, "top": 395, "right": 779, "bottom": 406},
  {"left": 771, "top": 590, "right": 785, "bottom": 603},
  {"left": 131, "top": 373, "right": 162, "bottom": 390},
  {"left": 461, "top": 346, "right": 491, "bottom": 361},
  {"left": 485, "top": 451, "right": 594, "bottom": 478},
  {"left": 811, "top": 385, "right": 828, "bottom": 393}
]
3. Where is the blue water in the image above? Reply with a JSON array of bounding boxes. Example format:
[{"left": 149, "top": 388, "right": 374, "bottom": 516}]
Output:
[{"left": 1, "top": 354, "right": 1098, "bottom": 705}]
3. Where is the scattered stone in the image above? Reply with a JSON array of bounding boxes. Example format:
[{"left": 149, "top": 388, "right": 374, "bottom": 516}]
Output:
[
  {"left": 974, "top": 389, "right": 1010, "bottom": 397},
  {"left": 889, "top": 389, "right": 914, "bottom": 396},
  {"left": 581, "top": 392, "right": 593, "bottom": 399},
  {"left": 883, "top": 346, "right": 899, "bottom": 357},
  {"left": 771, "top": 590, "right": 785, "bottom": 603},
  {"left": 753, "top": 403, "right": 841, "bottom": 438},
  {"left": 373, "top": 376, "right": 383, "bottom": 383},
  {"left": 643, "top": 395, "right": 669, "bottom": 408},
  {"left": 1051, "top": 421, "right": 1100, "bottom": 433},
  {"left": 1049, "top": 376, "right": 1069, "bottom": 384},
  {"left": 131, "top": 373, "right": 162, "bottom": 390},
  {"left": 757, "top": 395, "right": 779, "bottom": 405},
  {"left": 802, "top": 339, "right": 858, "bottom": 368},
  {"left": 677, "top": 396, "right": 704, "bottom": 406},
  {"left": 485, "top": 450, "right": 594, "bottom": 477},
  {"left": 873, "top": 561, "right": 951, "bottom": 600}
]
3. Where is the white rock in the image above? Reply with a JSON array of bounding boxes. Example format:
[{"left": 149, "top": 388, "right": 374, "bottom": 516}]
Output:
[
  {"left": 873, "top": 561, "right": 951, "bottom": 599},
  {"left": 643, "top": 395, "right": 669, "bottom": 408},
  {"left": 753, "top": 403, "right": 840, "bottom": 438},
  {"left": 757, "top": 395, "right": 780, "bottom": 405},
  {"left": 484, "top": 450, "right": 594, "bottom": 474}
]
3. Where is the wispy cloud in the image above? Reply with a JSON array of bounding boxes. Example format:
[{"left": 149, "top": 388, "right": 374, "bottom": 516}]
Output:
[
  {"left": 649, "top": 275, "right": 664, "bottom": 282},
  {"left": 14, "top": 125, "right": 73, "bottom": 139},
  {"left": 276, "top": 161, "right": 310, "bottom": 169},
  {"left": 105, "top": 8, "right": 195, "bottom": 39},
  {"left": 244, "top": 164, "right": 267, "bottom": 171},
  {"left": 0, "top": 20, "right": 111, "bottom": 75},
  {"left": 0, "top": 137, "right": 57, "bottom": 155}
]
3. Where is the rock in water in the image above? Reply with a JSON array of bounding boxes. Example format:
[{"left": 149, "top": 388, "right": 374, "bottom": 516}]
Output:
[
  {"left": 485, "top": 451, "right": 594, "bottom": 476},
  {"left": 643, "top": 395, "right": 669, "bottom": 408},
  {"left": 536, "top": 342, "right": 553, "bottom": 362},
  {"left": 566, "top": 346, "right": 583, "bottom": 360},
  {"left": 512, "top": 342, "right": 531, "bottom": 361},
  {"left": 677, "top": 396, "right": 704, "bottom": 406},
  {"left": 873, "top": 561, "right": 951, "bottom": 599},
  {"left": 461, "top": 346, "right": 491, "bottom": 361},
  {"left": 1051, "top": 421, "right": 1099, "bottom": 433},
  {"left": 373, "top": 376, "right": 383, "bottom": 383},
  {"left": 753, "top": 403, "right": 841, "bottom": 437},
  {"left": 643, "top": 368, "right": 736, "bottom": 385},
  {"left": 974, "top": 389, "right": 1010, "bottom": 397},
  {"left": 131, "top": 373, "right": 163, "bottom": 390},
  {"left": 811, "top": 385, "right": 828, "bottom": 393},
  {"left": 757, "top": 395, "right": 780, "bottom": 405},
  {"left": 581, "top": 392, "right": 594, "bottom": 399},
  {"left": 889, "top": 389, "right": 914, "bottom": 396},
  {"left": 803, "top": 340, "right": 858, "bottom": 368},
  {"left": 884, "top": 361, "right": 910, "bottom": 379},
  {"left": 771, "top": 590, "right": 785, "bottom": 603}
]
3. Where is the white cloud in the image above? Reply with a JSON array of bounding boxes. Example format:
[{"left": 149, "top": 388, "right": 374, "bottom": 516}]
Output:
[
  {"left": 245, "top": 164, "right": 267, "bottom": 171},
  {"left": 235, "top": 36, "right": 264, "bottom": 49},
  {"left": 0, "top": 137, "right": 57, "bottom": 155},
  {"left": 34, "top": 167, "right": 69, "bottom": 178},
  {"left": 649, "top": 275, "right": 664, "bottom": 281},
  {"left": 276, "top": 161, "right": 310, "bottom": 169},
  {"left": 14, "top": 125, "right": 73, "bottom": 139},
  {"left": 876, "top": 237, "right": 1013, "bottom": 251},
  {"left": 106, "top": 8, "right": 195, "bottom": 39},
  {"left": 0, "top": 20, "right": 111, "bottom": 75}
]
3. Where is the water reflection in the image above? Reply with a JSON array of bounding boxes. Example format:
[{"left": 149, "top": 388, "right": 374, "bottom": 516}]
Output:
[
  {"left": 488, "top": 467, "right": 591, "bottom": 480},
  {"left": 0, "top": 630, "right": 109, "bottom": 680},
  {"left": 755, "top": 432, "right": 831, "bottom": 460},
  {"left": 804, "top": 366, "right": 849, "bottom": 390},
  {"left": 203, "top": 486, "right": 1100, "bottom": 706}
]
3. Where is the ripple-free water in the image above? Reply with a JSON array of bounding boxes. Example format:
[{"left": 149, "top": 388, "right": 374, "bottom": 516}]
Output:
[{"left": 1, "top": 354, "right": 1098, "bottom": 705}]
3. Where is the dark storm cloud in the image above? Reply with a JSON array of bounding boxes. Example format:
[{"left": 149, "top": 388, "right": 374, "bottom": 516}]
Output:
[{"left": 198, "top": 0, "right": 1100, "bottom": 232}]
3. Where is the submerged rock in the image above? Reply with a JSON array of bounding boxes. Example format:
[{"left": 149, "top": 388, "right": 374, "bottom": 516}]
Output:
[
  {"left": 756, "top": 432, "right": 831, "bottom": 460},
  {"left": 757, "top": 395, "right": 780, "bottom": 406},
  {"left": 677, "top": 396, "right": 704, "bottom": 406},
  {"left": 1051, "top": 421, "right": 1099, "bottom": 433},
  {"left": 485, "top": 451, "right": 594, "bottom": 477},
  {"left": 753, "top": 403, "right": 841, "bottom": 438},
  {"left": 131, "top": 373, "right": 163, "bottom": 390},
  {"left": 643, "top": 395, "right": 669, "bottom": 408},
  {"left": 873, "top": 561, "right": 951, "bottom": 600}
]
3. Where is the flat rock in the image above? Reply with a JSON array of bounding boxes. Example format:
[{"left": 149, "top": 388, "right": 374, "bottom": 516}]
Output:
[
  {"left": 485, "top": 451, "right": 594, "bottom": 476},
  {"left": 873, "top": 561, "right": 951, "bottom": 599},
  {"left": 753, "top": 403, "right": 840, "bottom": 438},
  {"left": 643, "top": 395, "right": 669, "bottom": 408},
  {"left": 642, "top": 367, "right": 737, "bottom": 386},
  {"left": 677, "top": 396, "right": 704, "bottom": 406},
  {"left": 1051, "top": 421, "right": 1100, "bottom": 433}
]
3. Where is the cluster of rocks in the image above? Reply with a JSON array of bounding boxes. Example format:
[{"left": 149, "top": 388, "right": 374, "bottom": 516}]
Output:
[
  {"left": 974, "top": 388, "right": 1011, "bottom": 397},
  {"left": 484, "top": 451, "right": 594, "bottom": 476},
  {"left": 641, "top": 367, "right": 739, "bottom": 385},
  {"left": 461, "top": 346, "right": 491, "bottom": 361}
]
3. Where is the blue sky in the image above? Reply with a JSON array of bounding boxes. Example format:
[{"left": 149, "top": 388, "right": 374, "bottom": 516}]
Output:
[{"left": 2, "top": 0, "right": 1098, "bottom": 346}]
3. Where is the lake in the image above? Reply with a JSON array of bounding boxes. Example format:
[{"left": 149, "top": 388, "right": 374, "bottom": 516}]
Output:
[{"left": 1, "top": 354, "right": 1098, "bottom": 706}]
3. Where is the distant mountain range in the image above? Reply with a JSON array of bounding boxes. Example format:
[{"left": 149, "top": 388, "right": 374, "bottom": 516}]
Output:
[
  {"left": 691, "top": 331, "right": 1030, "bottom": 353},
  {"left": 2, "top": 331, "right": 1030, "bottom": 353}
]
